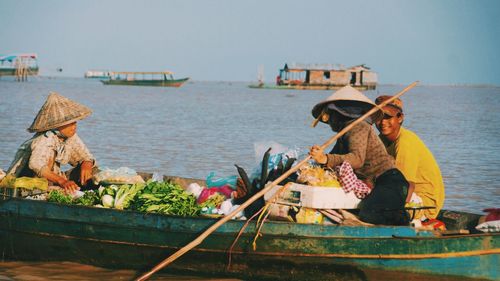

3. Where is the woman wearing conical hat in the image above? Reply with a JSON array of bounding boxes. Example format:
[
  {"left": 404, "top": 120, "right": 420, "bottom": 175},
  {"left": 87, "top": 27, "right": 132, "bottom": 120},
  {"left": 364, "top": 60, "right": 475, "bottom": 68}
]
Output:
[
  {"left": 309, "top": 86, "right": 409, "bottom": 225},
  {"left": 6, "top": 92, "right": 96, "bottom": 194}
]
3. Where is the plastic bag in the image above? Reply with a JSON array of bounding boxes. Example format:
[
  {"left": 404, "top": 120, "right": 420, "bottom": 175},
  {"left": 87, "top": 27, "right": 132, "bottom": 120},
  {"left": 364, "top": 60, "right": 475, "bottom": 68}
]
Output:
[
  {"left": 476, "top": 220, "right": 500, "bottom": 233},
  {"left": 206, "top": 172, "right": 237, "bottom": 189},
  {"left": 296, "top": 163, "right": 340, "bottom": 187},
  {"left": 254, "top": 141, "right": 300, "bottom": 165},
  {"left": 13, "top": 177, "right": 49, "bottom": 190},
  {"left": 251, "top": 141, "right": 301, "bottom": 181},
  {"left": 93, "top": 167, "right": 145, "bottom": 185},
  {"left": 152, "top": 172, "right": 164, "bottom": 182}
]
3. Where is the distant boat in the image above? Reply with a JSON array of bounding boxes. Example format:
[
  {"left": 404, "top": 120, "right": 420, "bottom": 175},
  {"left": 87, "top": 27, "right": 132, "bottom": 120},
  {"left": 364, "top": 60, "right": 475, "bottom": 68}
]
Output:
[
  {"left": 249, "top": 63, "right": 377, "bottom": 91},
  {"left": 0, "top": 53, "right": 39, "bottom": 81},
  {"left": 84, "top": 70, "right": 111, "bottom": 79},
  {"left": 101, "top": 71, "right": 189, "bottom": 87}
]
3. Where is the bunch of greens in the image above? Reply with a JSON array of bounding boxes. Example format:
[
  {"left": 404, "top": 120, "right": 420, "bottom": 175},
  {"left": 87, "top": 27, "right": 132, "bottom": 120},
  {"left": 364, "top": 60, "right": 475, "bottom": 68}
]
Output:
[
  {"left": 130, "top": 180, "right": 200, "bottom": 216},
  {"left": 114, "top": 183, "right": 144, "bottom": 210},
  {"left": 46, "top": 180, "right": 200, "bottom": 217},
  {"left": 47, "top": 190, "right": 73, "bottom": 204},
  {"left": 47, "top": 189, "right": 99, "bottom": 206},
  {"left": 73, "top": 190, "right": 100, "bottom": 206}
]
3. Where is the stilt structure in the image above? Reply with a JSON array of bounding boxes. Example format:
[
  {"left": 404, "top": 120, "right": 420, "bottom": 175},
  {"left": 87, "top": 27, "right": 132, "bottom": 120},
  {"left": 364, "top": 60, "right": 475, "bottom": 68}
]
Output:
[{"left": 0, "top": 53, "right": 39, "bottom": 81}]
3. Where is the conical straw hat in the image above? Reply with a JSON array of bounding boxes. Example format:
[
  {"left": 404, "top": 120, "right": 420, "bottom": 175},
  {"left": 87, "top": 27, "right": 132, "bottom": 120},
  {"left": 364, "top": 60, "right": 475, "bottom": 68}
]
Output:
[
  {"left": 28, "top": 92, "right": 92, "bottom": 133},
  {"left": 311, "top": 85, "right": 382, "bottom": 125}
]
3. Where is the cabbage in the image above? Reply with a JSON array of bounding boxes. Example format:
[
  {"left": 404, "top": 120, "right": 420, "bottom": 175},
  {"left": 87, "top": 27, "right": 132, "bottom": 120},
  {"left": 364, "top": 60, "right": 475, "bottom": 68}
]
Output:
[
  {"left": 113, "top": 183, "right": 144, "bottom": 210},
  {"left": 102, "top": 194, "right": 114, "bottom": 208}
]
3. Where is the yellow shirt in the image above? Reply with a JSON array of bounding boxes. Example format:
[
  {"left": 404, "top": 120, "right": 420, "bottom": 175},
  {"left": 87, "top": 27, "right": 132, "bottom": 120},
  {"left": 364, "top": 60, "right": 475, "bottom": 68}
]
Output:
[{"left": 381, "top": 127, "right": 445, "bottom": 219}]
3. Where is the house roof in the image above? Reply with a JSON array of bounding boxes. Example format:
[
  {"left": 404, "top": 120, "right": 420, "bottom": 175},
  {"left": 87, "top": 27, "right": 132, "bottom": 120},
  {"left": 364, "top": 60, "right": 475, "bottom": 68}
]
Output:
[{"left": 282, "top": 63, "right": 372, "bottom": 72}]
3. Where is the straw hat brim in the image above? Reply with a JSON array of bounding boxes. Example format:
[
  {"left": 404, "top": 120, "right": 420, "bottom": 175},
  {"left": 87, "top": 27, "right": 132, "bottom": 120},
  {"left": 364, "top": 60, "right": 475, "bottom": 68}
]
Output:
[
  {"left": 312, "top": 85, "right": 383, "bottom": 124},
  {"left": 28, "top": 92, "right": 92, "bottom": 133}
]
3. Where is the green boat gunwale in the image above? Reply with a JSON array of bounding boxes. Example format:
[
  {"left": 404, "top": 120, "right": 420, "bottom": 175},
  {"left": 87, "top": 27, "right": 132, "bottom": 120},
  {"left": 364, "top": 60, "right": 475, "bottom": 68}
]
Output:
[{"left": 100, "top": 71, "right": 189, "bottom": 87}]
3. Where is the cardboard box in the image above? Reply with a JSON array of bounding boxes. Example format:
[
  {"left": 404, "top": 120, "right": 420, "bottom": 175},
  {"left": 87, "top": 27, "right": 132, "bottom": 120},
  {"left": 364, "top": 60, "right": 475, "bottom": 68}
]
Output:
[{"left": 264, "top": 183, "right": 361, "bottom": 209}]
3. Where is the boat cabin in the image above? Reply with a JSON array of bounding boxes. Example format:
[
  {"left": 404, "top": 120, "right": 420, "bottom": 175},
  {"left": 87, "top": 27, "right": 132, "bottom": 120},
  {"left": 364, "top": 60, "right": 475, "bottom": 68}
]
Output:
[
  {"left": 84, "top": 70, "right": 111, "bottom": 79},
  {"left": 108, "top": 71, "right": 175, "bottom": 81}
]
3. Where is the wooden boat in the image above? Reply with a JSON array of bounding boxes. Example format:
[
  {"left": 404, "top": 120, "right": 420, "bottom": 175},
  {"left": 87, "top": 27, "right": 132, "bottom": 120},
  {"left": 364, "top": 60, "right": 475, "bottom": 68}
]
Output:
[
  {"left": 249, "top": 63, "right": 377, "bottom": 91},
  {"left": 101, "top": 71, "right": 189, "bottom": 87},
  {"left": 0, "top": 175, "right": 498, "bottom": 280}
]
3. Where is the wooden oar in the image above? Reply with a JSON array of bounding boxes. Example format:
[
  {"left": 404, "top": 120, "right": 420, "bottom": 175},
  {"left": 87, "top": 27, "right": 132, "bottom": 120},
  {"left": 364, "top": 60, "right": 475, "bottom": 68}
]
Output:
[{"left": 136, "top": 81, "right": 419, "bottom": 281}]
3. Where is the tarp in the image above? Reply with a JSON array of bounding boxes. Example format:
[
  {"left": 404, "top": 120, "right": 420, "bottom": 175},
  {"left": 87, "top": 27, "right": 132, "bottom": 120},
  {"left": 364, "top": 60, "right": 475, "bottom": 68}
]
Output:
[{"left": 0, "top": 53, "right": 38, "bottom": 62}]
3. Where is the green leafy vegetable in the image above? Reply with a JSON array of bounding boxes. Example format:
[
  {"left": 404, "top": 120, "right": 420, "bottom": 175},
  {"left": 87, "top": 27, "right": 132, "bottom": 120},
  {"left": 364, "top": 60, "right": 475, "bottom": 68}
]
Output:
[
  {"left": 129, "top": 180, "right": 200, "bottom": 216},
  {"left": 113, "top": 183, "right": 145, "bottom": 210},
  {"left": 73, "top": 190, "right": 99, "bottom": 206},
  {"left": 45, "top": 180, "right": 201, "bottom": 217},
  {"left": 47, "top": 190, "right": 73, "bottom": 204}
]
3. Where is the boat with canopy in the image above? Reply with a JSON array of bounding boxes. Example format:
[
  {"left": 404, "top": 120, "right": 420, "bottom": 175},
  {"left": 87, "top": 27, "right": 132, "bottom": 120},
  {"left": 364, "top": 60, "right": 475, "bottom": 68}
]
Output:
[{"left": 101, "top": 71, "right": 189, "bottom": 87}]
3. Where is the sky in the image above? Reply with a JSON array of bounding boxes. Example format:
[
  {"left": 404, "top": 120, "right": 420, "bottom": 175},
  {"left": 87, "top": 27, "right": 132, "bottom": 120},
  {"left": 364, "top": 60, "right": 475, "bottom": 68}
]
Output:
[{"left": 1, "top": 0, "right": 499, "bottom": 85}]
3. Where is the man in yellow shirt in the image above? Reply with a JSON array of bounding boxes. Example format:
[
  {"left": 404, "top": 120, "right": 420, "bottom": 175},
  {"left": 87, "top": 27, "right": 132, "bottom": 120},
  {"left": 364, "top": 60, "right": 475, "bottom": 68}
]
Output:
[{"left": 375, "top": 95, "right": 445, "bottom": 220}]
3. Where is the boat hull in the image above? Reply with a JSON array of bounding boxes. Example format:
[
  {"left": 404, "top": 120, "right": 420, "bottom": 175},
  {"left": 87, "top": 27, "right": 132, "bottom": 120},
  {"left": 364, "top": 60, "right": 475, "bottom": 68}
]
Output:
[
  {"left": 0, "top": 197, "right": 498, "bottom": 280},
  {"left": 249, "top": 83, "right": 376, "bottom": 91},
  {"left": 101, "top": 77, "right": 189, "bottom": 87}
]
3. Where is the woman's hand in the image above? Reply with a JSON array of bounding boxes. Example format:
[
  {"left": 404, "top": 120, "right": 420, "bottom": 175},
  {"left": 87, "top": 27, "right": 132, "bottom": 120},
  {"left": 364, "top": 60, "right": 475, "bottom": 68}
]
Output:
[
  {"left": 80, "top": 161, "right": 93, "bottom": 185},
  {"left": 309, "top": 145, "right": 328, "bottom": 165},
  {"left": 59, "top": 179, "right": 80, "bottom": 194},
  {"left": 40, "top": 169, "right": 80, "bottom": 194}
]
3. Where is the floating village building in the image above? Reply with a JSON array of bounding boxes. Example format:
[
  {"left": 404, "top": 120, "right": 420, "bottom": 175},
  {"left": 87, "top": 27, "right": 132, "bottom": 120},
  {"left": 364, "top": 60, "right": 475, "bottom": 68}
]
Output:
[
  {"left": 276, "top": 63, "right": 377, "bottom": 90},
  {"left": 0, "top": 53, "right": 39, "bottom": 81}
]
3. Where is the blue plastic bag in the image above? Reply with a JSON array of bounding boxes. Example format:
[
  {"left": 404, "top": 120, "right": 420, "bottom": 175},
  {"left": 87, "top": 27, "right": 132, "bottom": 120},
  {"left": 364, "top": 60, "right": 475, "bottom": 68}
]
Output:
[{"left": 206, "top": 172, "right": 238, "bottom": 189}]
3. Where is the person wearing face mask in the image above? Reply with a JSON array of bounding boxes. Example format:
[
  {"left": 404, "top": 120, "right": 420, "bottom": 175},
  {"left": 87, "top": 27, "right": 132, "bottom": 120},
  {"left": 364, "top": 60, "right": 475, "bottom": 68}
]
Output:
[
  {"left": 375, "top": 95, "right": 445, "bottom": 221},
  {"left": 309, "top": 86, "right": 409, "bottom": 225},
  {"left": 5, "top": 92, "right": 97, "bottom": 194}
]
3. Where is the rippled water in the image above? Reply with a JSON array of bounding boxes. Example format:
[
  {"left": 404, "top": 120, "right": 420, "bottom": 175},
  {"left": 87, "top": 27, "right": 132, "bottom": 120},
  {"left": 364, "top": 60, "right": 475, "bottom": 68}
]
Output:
[
  {"left": 1, "top": 77, "right": 499, "bottom": 211},
  {"left": 0, "top": 77, "right": 499, "bottom": 279}
]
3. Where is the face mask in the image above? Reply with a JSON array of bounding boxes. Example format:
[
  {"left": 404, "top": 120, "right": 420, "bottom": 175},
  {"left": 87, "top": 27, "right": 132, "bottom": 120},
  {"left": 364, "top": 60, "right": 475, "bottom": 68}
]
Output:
[
  {"left": 328, "top": 109, "right": 354, "bottom": 132},
  {"left": 52, "top": 129, "right": 68, "bottom": 140}
]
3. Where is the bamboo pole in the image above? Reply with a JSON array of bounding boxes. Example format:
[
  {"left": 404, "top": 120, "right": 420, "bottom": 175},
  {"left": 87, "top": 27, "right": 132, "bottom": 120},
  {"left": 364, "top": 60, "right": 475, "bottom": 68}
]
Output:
[{"left": 136, "top": 81, "right": 419, "bottom": 281}]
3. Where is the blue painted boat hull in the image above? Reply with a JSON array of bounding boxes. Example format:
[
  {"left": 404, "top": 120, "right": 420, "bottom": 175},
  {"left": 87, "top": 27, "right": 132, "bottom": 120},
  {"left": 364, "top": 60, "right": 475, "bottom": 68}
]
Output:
[{"left": 0, "top": 197, "right": 498, "bottom": 280}]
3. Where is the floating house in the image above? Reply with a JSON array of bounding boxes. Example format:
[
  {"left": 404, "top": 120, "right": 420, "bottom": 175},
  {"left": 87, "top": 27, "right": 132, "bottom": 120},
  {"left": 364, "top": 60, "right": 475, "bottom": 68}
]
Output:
[
  {"left": 250, "top": 63, "right": 378, "bottom": 90},
  {"left": 277, "top": 63, "right": 377, "bottom": 90},
  {"left": 0, "top": 53, "right": 39, "bottom": 81}
]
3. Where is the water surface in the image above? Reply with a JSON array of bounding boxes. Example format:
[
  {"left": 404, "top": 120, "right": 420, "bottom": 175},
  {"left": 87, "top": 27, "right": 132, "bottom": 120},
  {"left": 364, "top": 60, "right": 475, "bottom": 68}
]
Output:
[
  {"left": 1, "top": 78, "right": 498, "bottom": 211},
  {"left": 0, "top": 78, "right": 499, "bottom": 280}
]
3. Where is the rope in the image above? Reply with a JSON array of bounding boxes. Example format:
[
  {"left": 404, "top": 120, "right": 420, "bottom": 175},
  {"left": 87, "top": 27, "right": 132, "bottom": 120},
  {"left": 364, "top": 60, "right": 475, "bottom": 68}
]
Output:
[
  {"left": 226, "top": 208, "right": 263, "bottom": 271},
  {"left": 226, "top": 183, "right": 291, "bottom": 270}
]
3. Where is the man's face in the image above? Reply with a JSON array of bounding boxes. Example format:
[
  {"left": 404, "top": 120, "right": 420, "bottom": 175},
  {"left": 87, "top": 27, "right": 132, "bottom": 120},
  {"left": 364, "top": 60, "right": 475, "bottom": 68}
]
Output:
[
  {"left": 58, "top": 122, "right": 77, "bottom": 138},
  {"left": 376, "top": 108, "right": 403, "bottom": 140}
]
